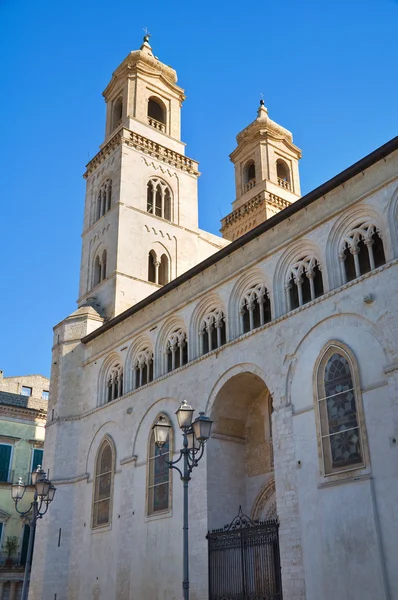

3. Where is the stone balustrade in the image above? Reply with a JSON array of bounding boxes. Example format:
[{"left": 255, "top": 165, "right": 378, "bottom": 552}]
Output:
[
  {"left": 147, "top": 116, "right": 166, "bottom": 132},
  {"left": 244, "top": 178, "right": 256, "bottom": 192},
  {"left": 277, "top": 177, "right": 290, "bottom": 190}
]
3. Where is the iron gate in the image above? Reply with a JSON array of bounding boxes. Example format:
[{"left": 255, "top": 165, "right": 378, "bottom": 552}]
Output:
[{"left": 207, "top": 507, "right": 282, "bottom": 600}]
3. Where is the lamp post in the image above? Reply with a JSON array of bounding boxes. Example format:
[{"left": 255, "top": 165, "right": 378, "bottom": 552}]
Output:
[
  {"left": 153, "top": 401, "right": 213, "bottom": 600},
  {"left": 11, "top": 466, "right": 56, "bottom": 600}
]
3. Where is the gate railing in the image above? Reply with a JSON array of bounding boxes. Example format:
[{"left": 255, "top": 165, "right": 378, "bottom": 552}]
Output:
[{"left": 207, "top": 506, "right": 282, "bottom": 600}]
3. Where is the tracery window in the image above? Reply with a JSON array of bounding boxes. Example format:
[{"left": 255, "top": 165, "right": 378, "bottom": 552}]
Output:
[
  {"left": 166, "top": 329, "right": 188, "bottom": 372},
  {"left": 147, "top": 415, "right": 170, "bottom": 515},
  {"left": 92, "top": 439, "right": 114, "bottom": 528},
  {"left": 133, "top": 348, "right": 154, "bottom": 389},
  {"left": 339, "top": 222, "right": 385, "bottom": 283},
  {"left": 147, "top": 179, "right": 172, "bottom": 221},
  {"left": 93, "top": 250, "right": 107, "bottom": 287},
  {"left": 199, "top": 308, "right": 226, "bottom": 355},
  {"left": 285, "top": 255, "right": 323, "bottom": 311},
  {"left": 106, "top": 363, "right": 123, "bottom": 403},
  {"left": 316, "top": 347, "right": 365, "bottom": 476},
  {"left": 240, "top": 283, "right": 271, "bottom": 334},
  {"left": 96, "top": 179, "right": 112, "bottom": 222}
]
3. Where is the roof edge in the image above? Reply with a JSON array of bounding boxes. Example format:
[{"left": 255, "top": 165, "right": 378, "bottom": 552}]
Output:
[{"left": 82, "top": 135, "right": 398, "bottom": 344}]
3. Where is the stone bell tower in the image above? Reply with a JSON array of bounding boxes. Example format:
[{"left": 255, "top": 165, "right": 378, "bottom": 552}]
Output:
[
  {"left": 220, "top": 100, "right": 302, "bottom": 241},
  {"left": 77, "top": 36, "right": 227, "bottom": 319}
]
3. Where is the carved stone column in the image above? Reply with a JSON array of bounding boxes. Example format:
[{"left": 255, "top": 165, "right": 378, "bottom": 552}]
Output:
[{"left": 273, "top": 400, "right": 306, "bottom": 600}]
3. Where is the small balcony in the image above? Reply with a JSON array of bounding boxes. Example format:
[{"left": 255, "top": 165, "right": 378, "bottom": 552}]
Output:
[
  {"left": 148, "top": 117, "right": 166, "bottom": 133},
  {"left": 277, "top": 177, "right": 291, "bottom": 190},
  {"left": 243, "top": 178, "right": 256, "bottom": 193}
]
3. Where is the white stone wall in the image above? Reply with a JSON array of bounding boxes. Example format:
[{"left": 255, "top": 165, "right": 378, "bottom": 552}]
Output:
[{"left": 30, "top": 151, "right": 398, "bottom": 600}]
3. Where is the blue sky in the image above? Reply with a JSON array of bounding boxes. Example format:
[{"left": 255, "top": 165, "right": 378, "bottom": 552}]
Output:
[{"left": 0, "top": 0, "right": 397, "bottom": 378}]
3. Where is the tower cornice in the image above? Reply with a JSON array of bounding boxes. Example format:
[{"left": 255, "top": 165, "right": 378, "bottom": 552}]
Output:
[{"left": 84, "top": 128, "right": 200, "bottom": 178}]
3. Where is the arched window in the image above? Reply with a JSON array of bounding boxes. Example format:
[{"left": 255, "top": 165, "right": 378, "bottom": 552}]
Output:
[
  {"left": 106, "top": 363, "right": 123, "bottom": 403},
  {"left": 92, "top": 439, "right": 114, "bottom": 528},
  {"left": 146, "top": 178, "right": 172, "bottom": 221},
  {"left": 276, "top": 159, "right": 291, "bottom": 190},
  {"left": 133, "top": 348, "right": 154, "bottom": 389},
  {"left": 92, "top": 250, "right": 107, "bottom": 288},
  {"left": 199, "top": 308, "right": 226, "bottom": 355},
  {"left": 148, "top": 98, "right": 166, "bottom": 127},
  {"left": 148, "top": 251, "right": 156, "bottom": 283},
  {"left": 340, "top": 222, "right": 386, "bottom": 283},
  {"left": 240, "top": 283, "right": 271, "bottom": 334},
  {"left": 285, "top": 256, "right": 324, "bottom": 311},
  {"left": 316, "top": 346, "right": 365, "bottom": 476},
  {"left": 158, "top": 254, "right": 169, "bottom": 286},
  {"left": 166, "top": 329, "right": 188, "bottom": 372},
  {"left": 243, "top": 161, "right": 256, "bottom": 192},
  {"left": 112, "top": 97, "right": 123, "bottom": 130},
  {"left": 95, "top": 179, "right": 112, "bottom": 222},
  {"left": 147, "top": 415, "right": 171, "bottom": 516}
]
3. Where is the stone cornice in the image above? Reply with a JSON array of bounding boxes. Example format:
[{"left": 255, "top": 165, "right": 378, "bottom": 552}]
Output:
[
  {"left": 0, "top": 405, "right": 47, "bottom": 421},
  {"left": 221, "top": 190, "right": 291, "bottom": 230},
  {"left": 84, "top": 128, "right": 199, "bottom": 179}
]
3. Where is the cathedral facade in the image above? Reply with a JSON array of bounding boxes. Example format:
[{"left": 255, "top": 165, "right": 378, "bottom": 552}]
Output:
[{"left": 29, "top": 37, "right": 398, "bottom": 600}]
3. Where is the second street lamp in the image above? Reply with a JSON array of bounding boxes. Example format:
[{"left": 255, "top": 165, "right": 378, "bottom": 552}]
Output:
[
  {"left": 153, "top": 401, "right": 213, "bottom": 600},
  {"left": 11, "top": 466, "right": 56, "bottom": 600}
]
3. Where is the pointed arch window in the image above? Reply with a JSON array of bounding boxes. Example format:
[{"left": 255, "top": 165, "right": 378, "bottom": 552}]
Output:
[
  {"left": 95, "top": 179, "right": 112, "bottom": 222},
  {"left": 339, "top": 222, "right": 386, "bottom": 283},
  {"left": 285, "top": 255, "right": 324, "bottom": 311},
  {"left": 148, "top": 249, "right": 171, "bottom": 285},
  {"left": 240, "top": 283, "right": 271, "bottom": 334},
  {"left": 316, "top": 346, "right": 366, "bottom": 476},
  {"left": 166, "top": 329, "right": 188, "bottom": 373},
  {"left": 92, "top": 439, "right": 114, "bottom": 528},
  {"left": 199, "top": 308, "right": 226, "bottom": 355},
  {"left": 146, "top": 178, "right": 172, "bottom": 222},
  {"left": 106, "top": 363, "right": 123, "bottom": 403},
  {"left": 147, "top": 415, "right": 171, "bottom": 516},
  {"left": 133, "top": 348, "right": 154, "bottom": 389}
]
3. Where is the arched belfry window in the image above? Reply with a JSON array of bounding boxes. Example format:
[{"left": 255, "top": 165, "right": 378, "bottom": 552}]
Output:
[
  {"left": 147, "top": 415, "right": 171, "bottom": 516},
  {"left": 148, "top": 249, "right": 171, "bottom": 285},
  {"left": 240, "top": 283, "right": 271, "bottom": 334},
  {"left": 106, "top": 363, "right": 123, "bottom": 403},
  {"left": 166, "top": 329, "right": 188, "bottom": 372},
  {"left": 199, "top": 307, "right": 226, "bottom": 355},
  {"left": 95, "top": 179, "right": 112, "bottom": 222},
  {"left": 147, "top": 178, "right": 172, "bottom": 221},
  {"left": 276, "top": 159, "right": 291, "bottom": 190},
  {"left": 93, "top": 249, "right": 108, "bottom": 288},
  {"left": 316, "top": 345, "right": 366, "bottom": 476},
  {"left": 133, "top": 348, "right": 154, "bottom": 389},
  {"left": 112, "top": 97, "right": 123, "bottom": 131},
  {"left": 339, "top": 222, "right": 386, "bottom": 283},
  {"left": 92, "top": 438, "right": 115, "bottom": 528},
  {"left": 285, "top": 255, "right": 324, "bottom": 311},
  {"left": 148, "top": 97, "right": 166, "bottom": 132},
  {"left": 243, "top": 161, "right": 256, "bottom": 192}
]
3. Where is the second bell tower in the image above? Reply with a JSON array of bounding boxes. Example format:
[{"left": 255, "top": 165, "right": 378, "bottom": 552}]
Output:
[{"left": 78, "top": 36, "right": 227, "bottom": 319}]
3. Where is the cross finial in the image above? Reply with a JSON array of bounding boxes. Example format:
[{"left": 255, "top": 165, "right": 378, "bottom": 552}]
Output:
[{"left": 143, "top": 26, "right": 152, "bottom": 41}]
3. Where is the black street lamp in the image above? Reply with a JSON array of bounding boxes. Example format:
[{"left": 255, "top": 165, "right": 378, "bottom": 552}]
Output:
[
  {"left": 153, "top": 401, "right": 213, "bottom": 600},
  {"left": 11, "top": 466, "right": 56, "bottom": 600}
]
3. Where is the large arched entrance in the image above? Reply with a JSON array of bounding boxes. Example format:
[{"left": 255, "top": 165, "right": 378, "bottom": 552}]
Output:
[
  {"left": 207, "top": 371, "right": 275, "bottom": 529},
  {"left": 206, "top": 371, "right": 282, "bottom": 600}
]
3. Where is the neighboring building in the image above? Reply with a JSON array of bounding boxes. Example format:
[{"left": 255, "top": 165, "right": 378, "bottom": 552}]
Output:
[
  {"left": 0, "top": 372, "right": 49, "bottom": 599},
  {"left": 30, "top": 36, "right": 398, "bottom": 600}
]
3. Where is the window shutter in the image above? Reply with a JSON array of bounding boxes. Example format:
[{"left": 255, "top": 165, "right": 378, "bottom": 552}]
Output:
[
  {"left": 32, "top": 449, "right": 43, "bottom": 472},
  {"left": 0, "top": 445, "right": 12, "bottom": 482}
]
